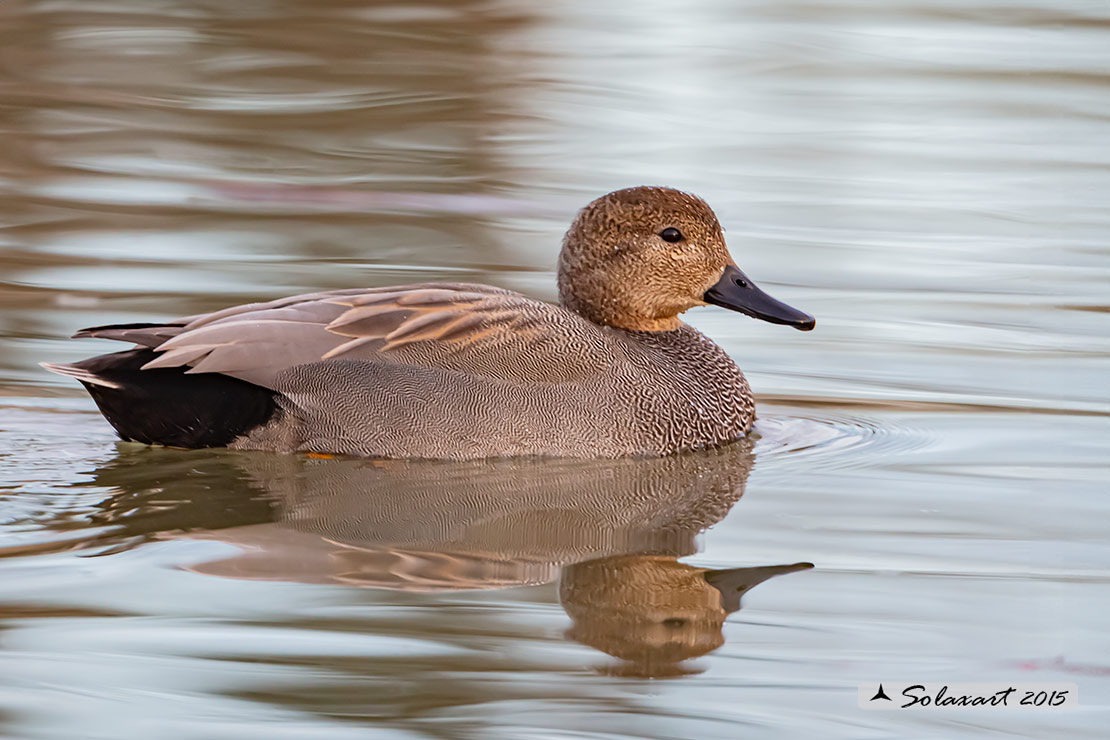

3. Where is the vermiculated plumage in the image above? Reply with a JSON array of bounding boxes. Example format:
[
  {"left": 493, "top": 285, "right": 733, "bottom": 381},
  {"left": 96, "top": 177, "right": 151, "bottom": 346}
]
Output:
[{"left": 43, "top": 186, "right": 813, "bottom": 459}]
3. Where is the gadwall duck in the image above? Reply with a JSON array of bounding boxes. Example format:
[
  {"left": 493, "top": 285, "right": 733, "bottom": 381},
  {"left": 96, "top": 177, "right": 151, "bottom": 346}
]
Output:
[{"left": 43, "top": 186, "right": 814, "bottom": 459}]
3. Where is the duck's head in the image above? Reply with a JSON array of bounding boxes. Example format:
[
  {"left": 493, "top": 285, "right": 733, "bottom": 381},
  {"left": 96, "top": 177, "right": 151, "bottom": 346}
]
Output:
[{"left": 558, "top": 186, "right": 815, "bottom": 333}]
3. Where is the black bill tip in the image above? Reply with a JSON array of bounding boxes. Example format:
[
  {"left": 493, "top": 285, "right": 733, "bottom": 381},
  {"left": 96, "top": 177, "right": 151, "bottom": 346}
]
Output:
[{"left": 703, "top": 265, "right": 815, "bottom": 331}]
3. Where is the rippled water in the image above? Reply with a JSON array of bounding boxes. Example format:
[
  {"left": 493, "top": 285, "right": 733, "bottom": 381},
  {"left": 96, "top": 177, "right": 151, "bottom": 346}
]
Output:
[{"left": 2, "top": 1, "right": 1109, "bottom": 737}]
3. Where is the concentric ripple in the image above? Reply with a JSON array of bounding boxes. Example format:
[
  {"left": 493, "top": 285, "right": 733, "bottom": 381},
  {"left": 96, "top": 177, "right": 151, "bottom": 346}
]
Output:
[{"left": 752, "top": 410, "right": 932, "bottom": 470}]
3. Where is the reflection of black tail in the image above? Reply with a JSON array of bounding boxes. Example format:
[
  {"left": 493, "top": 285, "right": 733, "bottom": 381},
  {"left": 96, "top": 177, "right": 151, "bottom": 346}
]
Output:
[{"left": 42, "top": 348, "right": 276, "bottom": 448}]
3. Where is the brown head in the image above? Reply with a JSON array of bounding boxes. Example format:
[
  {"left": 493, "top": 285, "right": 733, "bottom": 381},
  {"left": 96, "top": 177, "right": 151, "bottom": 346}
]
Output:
[{"left": 558, "top": 186, "right": 815, "bottom": 332}]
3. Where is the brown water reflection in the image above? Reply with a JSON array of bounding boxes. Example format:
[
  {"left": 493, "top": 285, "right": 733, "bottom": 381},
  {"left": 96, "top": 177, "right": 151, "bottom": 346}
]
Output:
[
  {"left": 563, "top": 557, "right": 811, "bottom": 678},
  {"left": 49, "top": 441, "right": 810, "bottom": 677}
]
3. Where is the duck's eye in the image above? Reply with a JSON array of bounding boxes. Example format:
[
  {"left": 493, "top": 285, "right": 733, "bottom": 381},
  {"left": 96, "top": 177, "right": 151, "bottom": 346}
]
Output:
[{"left": 659, "top": 227, "right": 683, "bottom": 243}]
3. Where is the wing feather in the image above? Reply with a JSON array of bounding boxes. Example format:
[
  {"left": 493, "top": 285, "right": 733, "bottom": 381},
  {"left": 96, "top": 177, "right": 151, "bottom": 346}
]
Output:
[
  {"left": 72, "top": 323, "right": 187, "bottom": 347},
  {"left": 79, "top": 283, "right": 618, "bottom": 388},
  {"left": 326, "top": 307, "right": 417, "bottom": 337}
]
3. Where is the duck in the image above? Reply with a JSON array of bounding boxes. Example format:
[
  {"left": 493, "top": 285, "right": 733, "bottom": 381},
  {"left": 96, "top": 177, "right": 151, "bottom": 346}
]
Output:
[{"left": 43, "top": 186, "right": 814, "bottom": 459}]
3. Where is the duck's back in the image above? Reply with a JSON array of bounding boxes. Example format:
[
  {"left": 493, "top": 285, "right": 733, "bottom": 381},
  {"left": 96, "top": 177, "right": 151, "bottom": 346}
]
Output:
[
  {"left": 233, "top": 324, "right": 754, "bottom": 459},
  {"left": 52, "top": 284, "right": 754, "bottom": 459}
]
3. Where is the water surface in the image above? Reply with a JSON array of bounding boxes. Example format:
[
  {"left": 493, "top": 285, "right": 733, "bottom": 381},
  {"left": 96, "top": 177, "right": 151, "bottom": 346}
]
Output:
[{"left": 2, "top": 0, "right": 1109, "bottom": 738}]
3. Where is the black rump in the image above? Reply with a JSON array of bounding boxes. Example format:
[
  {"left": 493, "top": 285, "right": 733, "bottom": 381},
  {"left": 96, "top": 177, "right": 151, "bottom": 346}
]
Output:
[{"left": 75, "top": 348, "right": 277, "bottom": 448}]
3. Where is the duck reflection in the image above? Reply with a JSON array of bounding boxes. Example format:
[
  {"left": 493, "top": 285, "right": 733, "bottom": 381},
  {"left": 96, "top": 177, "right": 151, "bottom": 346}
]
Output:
[
  {"left": 83, "top": 437, "right": 810, "bottom": 675},
  {"left": 562, "top": 556, "right": 811, "bottom": 677}
]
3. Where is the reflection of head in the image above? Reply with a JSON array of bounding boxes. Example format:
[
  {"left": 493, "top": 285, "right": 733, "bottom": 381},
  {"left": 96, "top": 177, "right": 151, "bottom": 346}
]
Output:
[
  {"left": 70, "top": 437, "right": 810, "bottom": 672},
  {"left": 560, "top": 555, "right": 812, "bottom": 678}
]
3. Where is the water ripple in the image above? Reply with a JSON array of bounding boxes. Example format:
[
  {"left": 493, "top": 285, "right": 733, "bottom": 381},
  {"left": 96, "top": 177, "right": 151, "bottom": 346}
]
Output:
[{"left": 753, "top": 411, "right": 931, "bottom": 470}]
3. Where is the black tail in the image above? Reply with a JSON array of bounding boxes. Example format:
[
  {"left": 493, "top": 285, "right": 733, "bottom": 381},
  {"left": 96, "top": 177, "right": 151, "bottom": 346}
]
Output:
[{"left": 44, "top": 348, "right": 277, "bottom": 449}]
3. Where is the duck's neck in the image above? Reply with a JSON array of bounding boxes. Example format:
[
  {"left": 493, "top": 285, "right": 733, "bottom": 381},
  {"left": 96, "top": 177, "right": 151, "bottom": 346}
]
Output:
[
  {"left": 557, "top": 270, "right": 687, "bottom": 333},
  {"left": 559, "top": 296, "right": 682, "bottom": 333},
  {"left": 611, "top": 316, "right": 683, "bottom": 332}
]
